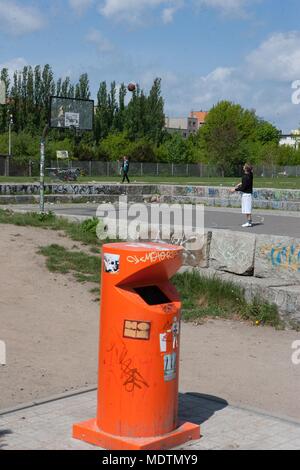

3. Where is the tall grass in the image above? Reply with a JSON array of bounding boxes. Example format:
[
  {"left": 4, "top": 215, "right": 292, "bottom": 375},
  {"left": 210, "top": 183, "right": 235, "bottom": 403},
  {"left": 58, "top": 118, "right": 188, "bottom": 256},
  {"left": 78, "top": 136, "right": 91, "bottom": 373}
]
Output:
[{"left": 173, "top": 271, "right": 282, "bottom": 328}]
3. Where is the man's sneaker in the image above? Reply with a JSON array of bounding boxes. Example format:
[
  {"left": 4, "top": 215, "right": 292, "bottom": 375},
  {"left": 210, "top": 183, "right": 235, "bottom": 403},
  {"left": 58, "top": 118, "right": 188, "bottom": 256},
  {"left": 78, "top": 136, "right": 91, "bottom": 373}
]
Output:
[{"left": 242, "top": 222, "right": 252, "bottom": 228}]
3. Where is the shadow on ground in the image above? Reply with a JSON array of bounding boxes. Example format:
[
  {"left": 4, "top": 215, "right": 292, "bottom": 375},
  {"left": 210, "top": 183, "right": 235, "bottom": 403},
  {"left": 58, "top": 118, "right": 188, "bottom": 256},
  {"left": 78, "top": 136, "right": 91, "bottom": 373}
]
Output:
[
  {"left": 179, "top": 392, "right": 228, "bottom": 426},
  {"left": 0, "top": 428, "right": 13, "bottom": 449}
]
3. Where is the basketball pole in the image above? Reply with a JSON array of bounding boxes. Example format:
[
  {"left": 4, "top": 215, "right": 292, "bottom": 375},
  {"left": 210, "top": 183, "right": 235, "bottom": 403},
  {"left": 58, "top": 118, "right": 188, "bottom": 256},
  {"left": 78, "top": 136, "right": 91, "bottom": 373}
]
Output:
[
  {"left": 7, "top": 114, "right": 13, "bottom": 177},
  {"left": 39, "top": 124, "right": 49, "bottom": 213}
]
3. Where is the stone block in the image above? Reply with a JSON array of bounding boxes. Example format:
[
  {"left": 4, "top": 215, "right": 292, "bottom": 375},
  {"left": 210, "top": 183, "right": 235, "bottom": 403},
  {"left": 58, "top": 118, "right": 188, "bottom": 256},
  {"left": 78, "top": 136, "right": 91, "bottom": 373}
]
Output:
[
  {"left": 255, "top": 234, "right": 300, "bottom": 282},
  {"left": 210, "top": 230, "right": 256, "bottom": 275},
  {"left": 182, "top": 231, "right": 212, "bottom": 268}
]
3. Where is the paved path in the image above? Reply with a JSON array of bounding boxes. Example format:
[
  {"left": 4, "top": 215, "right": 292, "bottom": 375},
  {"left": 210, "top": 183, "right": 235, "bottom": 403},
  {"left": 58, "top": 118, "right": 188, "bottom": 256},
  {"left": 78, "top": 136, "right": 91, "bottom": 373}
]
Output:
[
  {"left": 2, "top": 204, "right": 300, "bottom": 238},
  {"left": 1, "top": 390, "right": 300, "bottom": 450}
]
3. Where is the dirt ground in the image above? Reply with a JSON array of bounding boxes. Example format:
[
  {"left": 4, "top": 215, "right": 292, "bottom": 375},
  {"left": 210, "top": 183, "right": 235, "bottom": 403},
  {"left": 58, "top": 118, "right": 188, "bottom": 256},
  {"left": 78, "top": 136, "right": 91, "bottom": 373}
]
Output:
[{"left": 0, "top": 224, "right": 299, "bottom": 421}]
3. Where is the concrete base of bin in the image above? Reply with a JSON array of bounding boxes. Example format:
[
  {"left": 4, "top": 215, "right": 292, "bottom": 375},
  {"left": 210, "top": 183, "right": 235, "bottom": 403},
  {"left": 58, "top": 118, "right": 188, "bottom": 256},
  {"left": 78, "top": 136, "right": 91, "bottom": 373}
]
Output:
[{"left": 73, "top": 418, "right": 200, "bottom": 450}]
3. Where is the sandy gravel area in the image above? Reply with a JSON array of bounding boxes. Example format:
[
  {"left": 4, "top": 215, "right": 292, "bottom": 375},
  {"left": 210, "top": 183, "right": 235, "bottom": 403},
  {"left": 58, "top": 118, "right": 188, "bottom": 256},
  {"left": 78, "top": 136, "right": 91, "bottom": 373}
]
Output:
[
  {"left": 0, "top": 223, "right": 299, "bottom": 421},
  {"left": 0, "top": 224, "right": 99, "bottom": 410}
]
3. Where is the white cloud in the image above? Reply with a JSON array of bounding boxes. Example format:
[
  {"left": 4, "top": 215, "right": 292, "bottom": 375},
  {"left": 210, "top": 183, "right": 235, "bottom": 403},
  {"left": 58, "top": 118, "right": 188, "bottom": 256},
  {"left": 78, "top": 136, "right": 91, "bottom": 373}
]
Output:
[
  {"left": 0, "top": 1, "right": 44, "bottom": 36},
  {"left": 162, "top": 6, "right": 179, "bottom": 23},
  {"left": 97, "top": 0, "right": 256, "bottom": 25},
  {"left": 86, "top": 29, "right": 114, "bottom": 52},
  {"left": 69, "top": 0, "right": 94, "bottom": 15},
  {"left": 99, "top": 0, "right": 183, "bottom": 24},
  {"left": 151, "top": 29, "right": 300, "bottom": 131},
  {"left": 194, "top": 0, "right": 253, "bottom": 16},
  {"left": 246, "top": 32, "right": 300, "bottom": 82},
  {"left": 82, "top": 26, "right": 300, "bottom": 131},
  {"left": 202, "top": 66, "right": 236, "bottom": 82}
]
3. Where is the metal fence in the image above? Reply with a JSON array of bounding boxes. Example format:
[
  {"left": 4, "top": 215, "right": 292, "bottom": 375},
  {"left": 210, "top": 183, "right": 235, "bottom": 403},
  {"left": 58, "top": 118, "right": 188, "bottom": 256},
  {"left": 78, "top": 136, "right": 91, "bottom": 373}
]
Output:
[
  {"left": 1, "top": 159, "right": 300, "bottom": 178},
  {"left": 53, "top": 162, "right": 300, "bottom": 178},
  {"left": 0, "top": 158, "right": 34, "bottom": 177}
]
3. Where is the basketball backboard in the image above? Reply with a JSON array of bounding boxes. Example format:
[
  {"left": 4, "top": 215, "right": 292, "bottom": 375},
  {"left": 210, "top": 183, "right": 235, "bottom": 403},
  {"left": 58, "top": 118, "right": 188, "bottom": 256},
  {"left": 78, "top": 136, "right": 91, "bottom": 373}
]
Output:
[
  {"left": 50, "top": 96, "right": 94, "bottom": 130},
  {"left": 0, "top": 80, "right": 6, "bottom": 105}
]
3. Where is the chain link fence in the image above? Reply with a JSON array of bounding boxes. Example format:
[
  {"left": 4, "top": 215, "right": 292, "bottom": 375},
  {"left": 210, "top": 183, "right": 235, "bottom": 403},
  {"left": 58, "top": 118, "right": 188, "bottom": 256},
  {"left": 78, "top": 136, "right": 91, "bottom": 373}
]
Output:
[
  {"left": 1, "top": 159, "right": 300, "bottom": 178},
  {"left": 54, "top": 161, "right": 300, "bottom": 178}
]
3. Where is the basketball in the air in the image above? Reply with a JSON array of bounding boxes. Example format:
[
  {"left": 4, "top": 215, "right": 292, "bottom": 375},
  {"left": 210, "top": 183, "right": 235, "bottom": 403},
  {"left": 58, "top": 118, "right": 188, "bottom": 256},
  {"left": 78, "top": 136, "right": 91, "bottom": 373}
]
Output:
[{"left": 128, "top": 83, "right": 136, "bottom": 92}]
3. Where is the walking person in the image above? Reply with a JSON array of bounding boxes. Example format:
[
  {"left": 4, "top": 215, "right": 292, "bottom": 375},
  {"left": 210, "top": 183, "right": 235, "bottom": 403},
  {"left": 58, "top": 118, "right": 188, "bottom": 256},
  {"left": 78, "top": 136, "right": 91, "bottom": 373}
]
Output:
[
  {"left": 121, "top": 156, "right": 130, "bottom": 184},
  {"left": 230, "top": 163, "right": 254, "bottom": 228}
]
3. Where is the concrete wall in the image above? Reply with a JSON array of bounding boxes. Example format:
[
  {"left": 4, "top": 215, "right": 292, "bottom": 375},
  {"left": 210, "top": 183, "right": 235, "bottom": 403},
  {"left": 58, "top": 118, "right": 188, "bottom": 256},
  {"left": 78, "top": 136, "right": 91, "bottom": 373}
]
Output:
[
  {"left": 102, "top": 220, "right": 300, "bottom": 320},
  {"left": 255, "top": 235, "right": 300, "bottom": 282},
  {"left": 1, "top": 183, "right": 300, "bottom": 211}
]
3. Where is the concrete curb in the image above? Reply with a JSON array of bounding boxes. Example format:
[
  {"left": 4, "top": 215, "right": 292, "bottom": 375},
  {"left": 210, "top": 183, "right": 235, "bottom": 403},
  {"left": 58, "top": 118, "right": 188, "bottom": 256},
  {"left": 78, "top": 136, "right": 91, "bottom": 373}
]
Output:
[{"left": 0, "top": 386, "right": 97, "bottom": 417}]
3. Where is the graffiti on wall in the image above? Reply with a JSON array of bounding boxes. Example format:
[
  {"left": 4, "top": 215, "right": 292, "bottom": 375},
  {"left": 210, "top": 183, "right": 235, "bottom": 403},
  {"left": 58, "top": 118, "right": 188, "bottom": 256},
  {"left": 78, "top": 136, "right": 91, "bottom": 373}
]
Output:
[{"left": 260, "top": 243, "right": 300, "bottom": 272}]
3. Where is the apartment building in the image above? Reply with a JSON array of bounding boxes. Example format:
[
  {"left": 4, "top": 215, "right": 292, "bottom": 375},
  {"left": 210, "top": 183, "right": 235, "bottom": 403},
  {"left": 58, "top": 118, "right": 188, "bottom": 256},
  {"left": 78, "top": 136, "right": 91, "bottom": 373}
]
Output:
[{"left": 165, "top": 110, "right": 208, "bottom": 138}]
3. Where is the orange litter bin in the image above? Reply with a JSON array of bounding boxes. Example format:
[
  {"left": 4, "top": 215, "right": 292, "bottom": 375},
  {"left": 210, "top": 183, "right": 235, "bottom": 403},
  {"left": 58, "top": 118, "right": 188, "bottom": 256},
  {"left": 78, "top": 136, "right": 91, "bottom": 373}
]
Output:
[{"left": 73, "top": 242, "right": 200, "bottom": 450}]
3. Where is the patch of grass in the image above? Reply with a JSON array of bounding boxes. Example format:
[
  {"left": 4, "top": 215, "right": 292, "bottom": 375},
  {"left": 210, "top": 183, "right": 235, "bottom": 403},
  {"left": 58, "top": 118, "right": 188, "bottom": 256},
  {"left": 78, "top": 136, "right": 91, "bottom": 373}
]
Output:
[
  {"left": 0, "top": 209, "right": 108, "bottom": 246},
  {"left": 90, "top": 246, "right": 100, "bottom": 254},
  {"left": 173, "top": 271, "right": 283, "bottom": 328},
  {"left": 0, "top": 175, "right": 300, "bottom": 189},
  {"left": 0, "top": 209, "right": 58, "bottom": 227},
  {"left": 38, "top": 244, "right": 100, "bottom": 283},
  {"left": 287, "top": 319, "right": 300, "bottom": 332},
  {"left": 90, "top": 287, "right": 100, "bottom": 295},
  {"left": 64, "top": 217, "right": 101, "bottom": 246},
  {"left": 242, "top": 298, "right": 281, "bottom": 327}
]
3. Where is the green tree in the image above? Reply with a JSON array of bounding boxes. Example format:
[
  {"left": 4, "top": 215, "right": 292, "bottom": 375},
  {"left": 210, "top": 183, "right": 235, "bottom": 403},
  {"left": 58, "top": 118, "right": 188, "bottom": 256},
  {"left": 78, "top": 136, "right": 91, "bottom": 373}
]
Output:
[
  {"left": 146, "top": 78, "right": 165, "bottom": 145},
  {"left": 46, "top": 137, "right": 74, "bottom": 162},
  {"left": 197, "top": 101, "right": 281, "bottom": 176},
  {"left": 157, "top": 132, "right": 190, "bottom": 163},
  {"left": 0, "top": 131, "right": 40, "bottom": 162},
  {"left": 95, "top": 81, "right": 110, "bottom": 141},
  {"left": 61, "top": 77, "right": 71, "bottom": 97},
  {"left": 113, "top": 83, "right": 127, "bottom": 132},
  {"left": 255, "top": 120, "right": 281, "bottom": 145},
  {"left": 75, "top": 73, "right": 90, "bottom": 100},
  {"left": 125, "top": 85, "right": 148, "bottom": 140},
  {"left": 130, "top": 138, "right": 156, "bottom": 162},
  {"left": 10, "top": 71, "right": 22, "bottom": 133},
  {"left": 108, "top": 81, "right": 117, "bottom": 130},
  {"left": 0, "top": 68, "right": 10, "bottom": 133},
  {"left": 99, "top": 132, "right": 134, "bottom": 161}
]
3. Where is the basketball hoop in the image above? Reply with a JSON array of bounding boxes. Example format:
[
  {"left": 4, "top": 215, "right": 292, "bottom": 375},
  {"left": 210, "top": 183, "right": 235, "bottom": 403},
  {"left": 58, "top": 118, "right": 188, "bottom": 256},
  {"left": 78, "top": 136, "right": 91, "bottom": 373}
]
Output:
[{"left": 50, "top": 96, "right": 94, "bottom": 131}]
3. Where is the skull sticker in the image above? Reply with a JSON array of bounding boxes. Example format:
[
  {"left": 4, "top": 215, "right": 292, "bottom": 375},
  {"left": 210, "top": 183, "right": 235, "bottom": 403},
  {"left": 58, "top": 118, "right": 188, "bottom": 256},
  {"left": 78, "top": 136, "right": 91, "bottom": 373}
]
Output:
[{"left": 104, "top": 253, "right": 120, "bottom": 274}]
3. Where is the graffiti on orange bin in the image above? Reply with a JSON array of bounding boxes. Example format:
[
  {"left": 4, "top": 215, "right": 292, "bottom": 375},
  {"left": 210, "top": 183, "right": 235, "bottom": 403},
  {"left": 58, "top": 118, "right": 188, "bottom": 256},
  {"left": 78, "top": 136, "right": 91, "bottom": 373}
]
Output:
[
  {"left": 107, "top": 341, "right": 150, "bottom": 393},
  {"left": 127, "top": 250, "right": 179, "bottom": 265}
]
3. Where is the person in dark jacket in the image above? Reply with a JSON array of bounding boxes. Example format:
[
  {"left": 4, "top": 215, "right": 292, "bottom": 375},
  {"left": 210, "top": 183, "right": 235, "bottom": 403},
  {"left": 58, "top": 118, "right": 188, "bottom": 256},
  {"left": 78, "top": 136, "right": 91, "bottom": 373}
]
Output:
[
  {"left": 230, "top": 163, "right": 254, "bottom": 227},
  {"left": 121, "top": 156, "right": 130, "bottom": 184}
]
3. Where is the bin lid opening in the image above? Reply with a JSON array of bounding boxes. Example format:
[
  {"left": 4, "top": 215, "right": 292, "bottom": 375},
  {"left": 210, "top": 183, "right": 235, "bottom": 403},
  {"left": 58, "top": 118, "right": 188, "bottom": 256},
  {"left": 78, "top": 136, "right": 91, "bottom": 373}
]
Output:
[{"left": 134, "top": 286, "right": 171, "bottom": 306}]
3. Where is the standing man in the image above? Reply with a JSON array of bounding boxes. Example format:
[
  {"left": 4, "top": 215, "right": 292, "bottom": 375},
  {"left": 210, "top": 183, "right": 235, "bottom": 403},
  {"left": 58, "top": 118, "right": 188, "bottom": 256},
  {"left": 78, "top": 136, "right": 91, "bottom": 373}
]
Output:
[
  {"left": 121, "top": 156, "right": 130, "bottom": 184},
  {"left": 230, "top": 163, "right": 254, "bottom": 228}
]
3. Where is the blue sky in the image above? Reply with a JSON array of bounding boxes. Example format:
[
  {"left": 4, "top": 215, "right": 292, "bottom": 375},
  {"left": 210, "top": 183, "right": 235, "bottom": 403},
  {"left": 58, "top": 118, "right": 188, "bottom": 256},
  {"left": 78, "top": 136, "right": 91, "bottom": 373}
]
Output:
[{"left": 1, "top": 0, "right": 300, "bottom": 132}]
